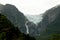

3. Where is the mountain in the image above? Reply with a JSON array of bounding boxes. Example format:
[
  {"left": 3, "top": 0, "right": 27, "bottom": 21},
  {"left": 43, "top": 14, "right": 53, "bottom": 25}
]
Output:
[
  {"left": 0, "top": 4, "right": 4, "bottom": 12},
  {"left": 25, "top": 15, "right": 43, "bottom": 36},
  {"left": 0, "top": 4, "right": 41, "bottom": 36},
  {"left": 37, "top": 5, "right": 60, "bottom": 40},
  {"left": 0, "top": 4, "right": 27, "bottom": 34},
  {"left": 26, "top": 21, "right": 39, "bottom": 36},
  {"left": 0, "top": 14, "right": 36, "bottom": 40},
  {"left": 1, "top": 4, "right": 60, "bottom": 39}
]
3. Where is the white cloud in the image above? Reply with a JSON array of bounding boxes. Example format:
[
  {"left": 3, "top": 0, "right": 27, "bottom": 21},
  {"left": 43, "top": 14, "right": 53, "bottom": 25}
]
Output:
[{"left": 0, "top": 0, "right": 60, "bottom": 15}]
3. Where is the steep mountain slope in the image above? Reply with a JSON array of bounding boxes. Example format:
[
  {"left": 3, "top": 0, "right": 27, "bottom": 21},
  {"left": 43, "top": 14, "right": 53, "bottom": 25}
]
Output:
[
  {"left": 37, "top": 5, "right": 60, "bottom": 40},
  {"left": 0, "top": 4, "right": 4, "bottom": 12},
  {"left": 25, "top": 15, "right": 43, "bottom": 36},
  {"left": 38, "top": 5, "right": 60, "bottom": 34},
  {"left": 0, "top": 14, "right": 36, "bottom": 40},
  {"left": 0, "top": 4, "right": 27, "bottom": 34},
  {"left": 0, "top": 4, "right": 43, "bottom": 36},
  {"left": 26, "top": 21, "right": 39, "bottom": 36}
]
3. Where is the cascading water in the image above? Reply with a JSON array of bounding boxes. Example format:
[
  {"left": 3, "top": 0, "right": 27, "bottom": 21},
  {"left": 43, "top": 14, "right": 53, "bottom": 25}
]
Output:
[{"left": 25, "top": 21, "right": 29, "bottom": 34}]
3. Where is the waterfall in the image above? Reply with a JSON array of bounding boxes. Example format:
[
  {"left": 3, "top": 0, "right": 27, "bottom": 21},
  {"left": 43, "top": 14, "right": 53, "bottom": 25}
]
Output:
[{"left": 25, "top": 21, "right": 29, "bottom": 34}]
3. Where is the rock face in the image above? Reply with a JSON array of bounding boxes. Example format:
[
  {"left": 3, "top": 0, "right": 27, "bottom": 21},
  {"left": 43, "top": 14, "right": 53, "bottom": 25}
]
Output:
[
  {"left": 0, "top": 4, "right": 42, "bottom": 36},
  {"left": 25, "top": 15, "right": 43, "bottom": 36},
  {"left": 0, "top": 4, "right": 27, "bottom": 34},
  {"left": 38, "top": 5, "right": 60, "bottom": 34},
  {"left": 26, "top": 21, "right": 38, "bottom": 36},
  {"left": 37, "top": 5, "right": 60, "bottom": 40},
  {"left": 0, "top": 14, "right": 36, "bottom": 40},
  {"left": 0, "top": 4, "right": 4, "bottom": 12}
]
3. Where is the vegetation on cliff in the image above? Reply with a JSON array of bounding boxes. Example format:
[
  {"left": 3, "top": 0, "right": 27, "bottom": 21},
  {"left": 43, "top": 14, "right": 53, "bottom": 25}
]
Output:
[{"left": 0, "top": 14, "right": 36, "bottom": 40}]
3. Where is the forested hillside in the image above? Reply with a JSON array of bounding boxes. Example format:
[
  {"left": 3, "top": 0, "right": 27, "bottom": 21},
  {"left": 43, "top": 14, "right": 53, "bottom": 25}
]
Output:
[{"left": 0, "top": 14, "right": 36, "bottom": 40}]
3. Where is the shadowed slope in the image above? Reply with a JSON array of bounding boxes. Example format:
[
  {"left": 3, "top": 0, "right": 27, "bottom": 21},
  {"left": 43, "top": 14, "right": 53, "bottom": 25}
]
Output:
[{"left": 0, "top": 14, "right": 36, "bottom": 40}]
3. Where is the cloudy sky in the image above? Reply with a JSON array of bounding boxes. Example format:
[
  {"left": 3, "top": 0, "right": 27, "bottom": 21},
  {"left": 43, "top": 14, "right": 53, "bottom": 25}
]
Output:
[{"left": 0, "top": 0, "right": 60, "bottom": 15}]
